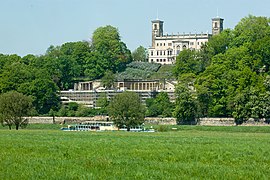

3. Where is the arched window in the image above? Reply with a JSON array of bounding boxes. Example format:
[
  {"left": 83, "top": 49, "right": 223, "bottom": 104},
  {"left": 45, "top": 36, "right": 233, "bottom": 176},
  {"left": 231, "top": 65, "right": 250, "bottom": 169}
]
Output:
[
  {"left": 183, "top": 45, "right": 187, "bottom": 49},
  {"left": 176, "top": 45, "right": 181, "bottom": 55},
  {"left": 167, "top": 49, "right": 173, "bottom": 56}
]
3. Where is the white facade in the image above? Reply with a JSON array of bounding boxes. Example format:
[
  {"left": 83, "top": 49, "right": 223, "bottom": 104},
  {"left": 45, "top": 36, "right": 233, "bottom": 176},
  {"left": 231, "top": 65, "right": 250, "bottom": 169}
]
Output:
[{"left": 148, "top": 17, "right": 224, "bottom": 65}]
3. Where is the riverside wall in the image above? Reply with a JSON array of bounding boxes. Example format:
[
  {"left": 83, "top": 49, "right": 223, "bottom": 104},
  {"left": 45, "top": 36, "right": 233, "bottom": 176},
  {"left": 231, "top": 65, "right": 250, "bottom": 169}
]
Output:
[
  {"left": 27, "top": 116, "right": 109, "bottom": 124},
  {"left": 198, "top": 117, "right": 270, "bottom": 126},
  {"left": 27, "top": 116, "right": 177, "bottom": 125},
  {"left": 144, "top": 117, "right": 176, "bottom": 125},
  {"left": 198, "top": 118, "right": 235, "bottom": 126},
  {"left": 27, "top": 116, "right": 270, "bottom": 126}
]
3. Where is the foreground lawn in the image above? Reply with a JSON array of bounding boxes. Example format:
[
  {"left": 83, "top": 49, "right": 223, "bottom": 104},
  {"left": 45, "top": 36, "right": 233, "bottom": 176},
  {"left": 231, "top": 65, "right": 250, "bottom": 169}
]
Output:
[{"left": 0, "top": 127, "right": 270, "bottom": 179}]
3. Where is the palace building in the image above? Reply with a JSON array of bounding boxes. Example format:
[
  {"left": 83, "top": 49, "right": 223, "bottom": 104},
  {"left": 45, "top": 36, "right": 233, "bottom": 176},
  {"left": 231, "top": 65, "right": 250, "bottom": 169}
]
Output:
[
  {"left": 60, "top": 17, "right": 224, "bottom": 107},
  {"left": 148, "top": 17, "right": 224, "bottom": 65}
]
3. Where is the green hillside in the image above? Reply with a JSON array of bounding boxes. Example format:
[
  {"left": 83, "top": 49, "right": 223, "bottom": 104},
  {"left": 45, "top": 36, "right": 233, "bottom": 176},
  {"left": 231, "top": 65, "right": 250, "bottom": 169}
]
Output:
[
  {"left": 150, "top": 64, "right": 175, "bottom": 79},
  {"left": 116, "top": 61, "right": 175, "bottom": 80}
]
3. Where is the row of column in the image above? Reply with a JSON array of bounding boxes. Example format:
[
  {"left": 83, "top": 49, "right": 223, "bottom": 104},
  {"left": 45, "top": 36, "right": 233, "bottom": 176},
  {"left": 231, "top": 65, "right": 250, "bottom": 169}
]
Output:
[
  {"left": 130, "top": 82, "right": 159, "bottom": 91},
  {"left": 79, "top": 82, "right": 93, "bottom": 91}
]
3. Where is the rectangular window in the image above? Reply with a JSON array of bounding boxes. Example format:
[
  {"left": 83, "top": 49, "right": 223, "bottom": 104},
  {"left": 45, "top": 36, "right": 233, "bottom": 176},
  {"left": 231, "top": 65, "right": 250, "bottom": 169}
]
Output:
[
  {"left": 198, "top": 42, "right": 200, "bottom": 45},
  {"left": 157, "top": 59, "right": 159, "bottom": 62},
  {"left": 190, "top": 42, "right": 194, "bottom": 45},
  {"left": 151, "top": 59, "right": 153, "bottom": 62},
  {"left": 164, "top": 43, "right": 166, "bottom": 46},
  {"left": 157, "top": 43, "right": 159, "bottom": 46},
  {"left": 151, "top": 51, "right": 153, "bottom": 56},
  {"left": 160, "top": 43, "right": 162, "bottom": 46},
  {"left": 157, "top": 51, "right": 159, "bottom": 55},
  {"left": 164, "top": 51, "right": 166, "bottom": 55},
  {"left": 163, "top": 59, "right": 166, "bottom": 62},
  {"left": 168, "top": 43, "right": 172, "bottom": 46}
]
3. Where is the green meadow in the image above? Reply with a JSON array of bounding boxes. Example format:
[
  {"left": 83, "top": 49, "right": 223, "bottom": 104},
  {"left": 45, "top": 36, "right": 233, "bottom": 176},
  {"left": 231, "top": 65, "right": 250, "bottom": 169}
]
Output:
[{"left": 0, "top": 125, "right": 270, "bottom": 179}]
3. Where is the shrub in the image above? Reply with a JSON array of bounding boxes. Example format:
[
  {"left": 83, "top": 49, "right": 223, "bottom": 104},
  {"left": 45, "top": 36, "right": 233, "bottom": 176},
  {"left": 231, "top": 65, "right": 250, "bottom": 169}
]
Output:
[
  {"left": 156, "top": 125, "right": 170, "bottom": 132},
  {"left": 116, "top": 68, "right": 152, "bottom": 80},
  {"left": 127, "top": 61, "right": 161, "bottom": 72}
]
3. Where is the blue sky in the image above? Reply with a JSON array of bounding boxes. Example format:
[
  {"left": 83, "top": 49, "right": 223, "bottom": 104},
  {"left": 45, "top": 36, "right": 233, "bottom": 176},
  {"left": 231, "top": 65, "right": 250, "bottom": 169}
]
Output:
[{"left": 0, "top": 0, "right": 270, "bottom": 56}]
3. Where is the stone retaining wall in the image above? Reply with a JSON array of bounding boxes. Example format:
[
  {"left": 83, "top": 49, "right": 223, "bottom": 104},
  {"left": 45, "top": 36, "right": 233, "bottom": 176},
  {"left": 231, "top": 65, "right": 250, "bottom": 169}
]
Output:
[
  {"left": 27, "top": 116, "right": 270, "bottom": 126},
  {"left": 198, "top": 118, "right": 235, "bottom": 126},
  {"left": 144, "top": 117, "right": 176, "bottom": 125},
  {"left": 28, "top": 116, "right": 109, "bottom": 124},
  {"left": 28, "top": 116, "right": 177, "bottom": 125},
  {"left": 241, "top": 118, "right": 270, "bottom": 126}
]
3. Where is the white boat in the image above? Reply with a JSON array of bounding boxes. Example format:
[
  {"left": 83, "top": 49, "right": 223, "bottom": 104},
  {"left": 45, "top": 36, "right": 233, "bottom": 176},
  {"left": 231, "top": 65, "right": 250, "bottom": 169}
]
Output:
[
  {"left": 61, "top": 121, "right": 117, "bottom": 131},
  {"left": 61, "top": 122, "right": 155, "bottom": 132}
]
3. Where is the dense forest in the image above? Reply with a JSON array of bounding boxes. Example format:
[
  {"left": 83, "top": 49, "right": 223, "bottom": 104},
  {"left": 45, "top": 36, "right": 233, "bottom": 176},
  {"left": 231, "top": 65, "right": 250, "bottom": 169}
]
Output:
[
  {"left": 173, "top": 15, "right": 270, "bottom": 124},
  {"left": 0, "top": 15, "right": 270, "bottom": 124},
  {"left": 0, "top": 25, "right": 132, "bottom": 115}
]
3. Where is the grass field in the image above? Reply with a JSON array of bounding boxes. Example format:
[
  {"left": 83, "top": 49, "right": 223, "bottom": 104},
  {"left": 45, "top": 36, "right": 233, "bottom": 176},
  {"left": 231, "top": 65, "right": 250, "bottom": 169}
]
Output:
[{"left": 1, "top": 125, "right": 270, "bottom": 179}]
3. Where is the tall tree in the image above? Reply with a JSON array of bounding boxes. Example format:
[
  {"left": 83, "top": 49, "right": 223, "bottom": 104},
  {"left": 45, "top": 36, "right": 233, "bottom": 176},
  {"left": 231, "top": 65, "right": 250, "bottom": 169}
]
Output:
[
  {"left": 202, "top": 29, "right": 233, "bottom": 57},
  {"left": 96, "top": 92, "right": 109, "bottom": 109},
  {"left": 173, "top": 49, "right": 205, "bottom": 79},
  {"left": 173, "top": 85, "right": 197, "bottom": 124},
  {"left": 0, "top": 62, "right": 33, "bottom": 93},
  {"left": 91, "top": 25, "right": 132, "bottom": 73},
  {"left": 231, "top": 15, "right": 270, "bottom": 47},
  {"left": 0, "top": 91, "right": 33, "bottom": 130},
  {"left": 96, "top": 92, "right": 109, "bottom": 115},
  {"left": 40, "top": 42, "right": 92, "bottom": 90},
  {"left": 132, "top": 46, "right": 147, "bottom": 62},
  {"left": 101, "top": 71, "right": 115, "bottom": 89},
  {"left": 60, "top": 41, "right": 91, "bottom": 77},
  {"left": 108, "top": 91, "right": 145, "bottom": 131},
  {"left": 83, "top": 52, "right": 104, "bottom": 80},
  {"left": 18, "top": 77, "right": 60, "bottom": 115},
  {"left": 146, "top": 92, "right": 173, "bottom": 117},
  {"left": 145, "top": 98, "right": 160, "bottom": 117}
]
